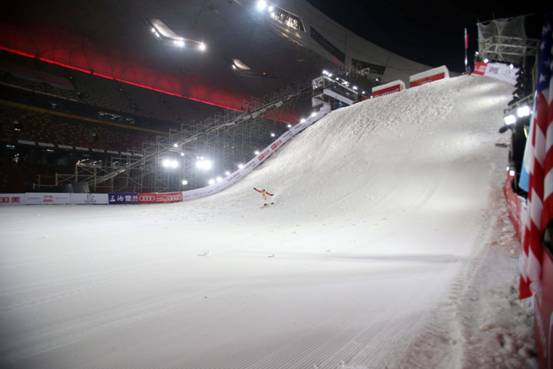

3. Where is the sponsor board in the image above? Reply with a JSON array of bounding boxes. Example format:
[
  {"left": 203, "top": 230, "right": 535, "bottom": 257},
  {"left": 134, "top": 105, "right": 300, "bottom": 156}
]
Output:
[
  {"left": 484, "top": 62, "right": 518, "bottom": 85},
  {"left": 108, "top": 192, "right": 139, "bottom": 204},
  {"left": 409, "top": 66, "right": 449, "bottom": 88},
  {"left": 0, "top": 193, "right": 25, "bottom": 205},
  {"left": 138, "top": 192, "right": 183, "bottom": 204},
  {"left": 70, "top": 193, "right": 109, "bottom": 205},
  {"left": 371, "top": 80, "right": 406, "bottom": 98},
  {"left": 25, "top": 193, "right": 71, "bottom": 205}
]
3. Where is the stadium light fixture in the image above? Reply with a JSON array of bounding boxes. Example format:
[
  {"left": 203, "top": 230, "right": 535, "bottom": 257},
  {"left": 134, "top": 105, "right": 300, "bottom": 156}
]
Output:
[
  {"left": 516, "top": 105, "right": 531, "bottom": 118},
  {"left": 503, "top": 114, "right": 517, "bottom": 125},
  {"left": 161, "top": 158, "right": 179, "bottom": 169},
  {"left": 257, "top": 0, "right": 268, "bottom": 12},
  {"left": 195, "top": 158, "right": 213, "bottom": 171}
]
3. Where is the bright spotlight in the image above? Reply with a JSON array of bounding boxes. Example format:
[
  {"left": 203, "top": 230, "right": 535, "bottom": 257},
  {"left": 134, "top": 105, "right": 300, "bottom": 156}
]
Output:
[
  {"left": 353, "top": 86, "right": 358, "bottom": 90},
  {"left": 195, "top": 158, "right": 213, "bottom": 171},
  {"left": 268, "top": 5, "right": 275, "bottom": 11},
  {"left": 287, "top": 124, "right": 292, "bottom": 129},
  {"left": 254, "top": 150, "right": 260, "bottom": 156},
  {"left": 256, "top": 0, "right": 268, "bottom": 11},
  {"left": 516, "top": 105, "right": 531, "bottom": 118},
  {"left": 208, "top": 179, "right": 216, "bottom": 185},
  {"left": 270, "top": 132, "right": 276, "bottom": 137},
  {"left": 216, "top": 176, "right": 223, "bottom": 183},
  {"left": 484, "top": 58, "right": 489, "bottom": 63},
  {"left": 504, "top": 114, "right": 517, "bottom": 125},
  {"left": 161, "top": 158, "right": 179, "bottom": 169},
  {"left": 509, "top": 169, "right": 516, "bottom": 177},
  {"left": 237, "top": 163, "right": 245, "bottom": 169},
  {"left": 180, "top": 152, "right": 185, "bottom": 157},
  {"left": 151, "top": 27, "right": 156, "bottom": 33},
  {"left": 182, "top": 179, "right": 189, "bottom": 186},
  {"left": 310, "top": 112, "right": 317, "bottom": 117},
  {"left": 300, "top": 118, "right": 306, "bottom": 123},
  {"left": 173, "top": 143, "right": 179, "bottom": 148},
  {"left": 198, "top": 42, "right": 207, "bottom": 52},
  {"left": 173, "top": 39, "right": 185, "bottom": 48},
  {"left": 509, "top": 64, "right": 514, "bottom": 69},
  {"left": 225, "top": 171, "right": 231, "bottom": 176}
]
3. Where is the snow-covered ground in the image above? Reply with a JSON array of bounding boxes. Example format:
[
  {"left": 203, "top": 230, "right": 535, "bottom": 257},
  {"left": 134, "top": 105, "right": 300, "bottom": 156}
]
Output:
[{"left": 0, "top": 76, "right": 534, "bottom": 369}]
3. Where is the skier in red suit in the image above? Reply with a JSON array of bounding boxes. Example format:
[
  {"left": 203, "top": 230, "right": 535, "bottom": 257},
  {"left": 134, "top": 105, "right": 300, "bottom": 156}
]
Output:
[{"left": 253, "top": 187, "right": 274, "bottom": 206}]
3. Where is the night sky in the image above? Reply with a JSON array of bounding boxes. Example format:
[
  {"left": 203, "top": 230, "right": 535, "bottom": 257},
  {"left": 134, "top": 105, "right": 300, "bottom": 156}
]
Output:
[{"left": 307, "top": 0, "right": 547, "bottom": 72}]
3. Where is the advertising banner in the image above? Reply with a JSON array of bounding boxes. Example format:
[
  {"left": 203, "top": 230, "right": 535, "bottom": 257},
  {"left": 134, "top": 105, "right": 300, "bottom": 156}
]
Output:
[
  {"left": 138, "top": 192, "right": 183, "bottom": 204},
  {"left": 484, "top": 62, "right": 518, "bottom": 85},
  {"left": 24, "top": 193, "right": 72, "bottom": 205},
  {"left": 409, "top": 66, "right": 450, "bottom": 88},
  {"left": 70, "top": 193, "right": 109, "bottom": 205},
  {"left": 371, "top": 80, "right": 406, "bottom": 98},
  {"left": 0, "top": 193, "right": 25, "bottom": 205},
  {"left": 108, "top": 192, "right": 139, "bottom": 204}
]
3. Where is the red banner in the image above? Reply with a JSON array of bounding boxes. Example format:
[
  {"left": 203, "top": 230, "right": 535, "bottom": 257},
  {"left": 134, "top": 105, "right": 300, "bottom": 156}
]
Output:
[
  {"left": 473, "top": 61, "right": 487, "bottom": 76},
  {"left": 138, "top": 192, "right": 183, "bottom": 204}
]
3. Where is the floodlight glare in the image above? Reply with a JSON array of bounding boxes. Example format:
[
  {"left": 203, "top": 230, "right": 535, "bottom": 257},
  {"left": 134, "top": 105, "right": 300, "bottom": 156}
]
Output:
[
  {"left": 287, "top": 124, "right": 292, "bottom": 129},
  {"left": 173, "top": 143, "right": 179, "bottom": 148},
  {"left": 256, "top": 0, "right": 268, "bottom": 11},
  {"left": 300, "top": 118, "right": 306, "bottom": 123},
  {"left": 198, "top": 42, "right": 207, "bottom": 52},
  {"left": 182, "top": 179, "right": 189, "bottom": 186},
  {"left": 310, "top": 112, "right": 317, "bottom": 117},
  {"left": 270, "top": 132, "right": 276, "bottom": 137},
  {"left": 208, "top": 179, "right": 216, "bottom": 185},
  {"left": 254, "top": 150, "right": 260, "bottom": 156},
  {"left": 225, "top": 171, "right": 231, "bottom": 176},
  {"left": 484, "top": 58, "right": 489, "bottom": 63},
  {"left": 173, "top": 39, "right": 185, "bottom": 48},
  {"left": 216, "top": 176, "right": 223, "bottom": 183},
  {"left": 195, "top": 158, "right": 213, "bottom": 171},
  {"left": 268, "top": 5, "right": 275, "bottom": 11},
  {"left": 237, "top": 163, "right": 245, "bottom": 169},
  {"left": 509, "top": 169, "right": 516, "bottom": 177},
  {"left": 161, "top": 158, "right": 179, "bottom": 169},
  {"left": 516, "top": 105, "right": 531, "bottom": 118},
  {"left": 504, "top": 114, "right": 517, "bottom": 125},
  {"left": 180, "top": 152, "right": 185, "bottom": 157}
]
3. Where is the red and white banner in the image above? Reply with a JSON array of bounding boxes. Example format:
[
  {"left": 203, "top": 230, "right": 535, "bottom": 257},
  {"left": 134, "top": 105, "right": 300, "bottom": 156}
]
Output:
[
  {"left": 138, "top": 192, "right": 183, "bottom": 204},
  {"left": 409, "top": 66, "right": 449, "bottom": 88},
  {"left": 371, "top": 80, "right": 406, "bottom": 98},
  {"left": 473, "top": 61, "right": 487, "bottom": 76},
  {"left": 0, "top": 193, "right": 25, "bottom": 205}
]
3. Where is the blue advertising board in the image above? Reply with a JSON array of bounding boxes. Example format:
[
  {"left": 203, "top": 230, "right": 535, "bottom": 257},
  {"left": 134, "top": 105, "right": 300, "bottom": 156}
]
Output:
[{"left": 108, "top": 192, "right": 139, "bottom": 204}]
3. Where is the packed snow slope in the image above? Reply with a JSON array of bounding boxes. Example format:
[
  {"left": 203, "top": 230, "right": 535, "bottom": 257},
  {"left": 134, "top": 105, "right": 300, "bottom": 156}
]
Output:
[{"left": 0, "top": 76, "right": 513, "bottom": 369}]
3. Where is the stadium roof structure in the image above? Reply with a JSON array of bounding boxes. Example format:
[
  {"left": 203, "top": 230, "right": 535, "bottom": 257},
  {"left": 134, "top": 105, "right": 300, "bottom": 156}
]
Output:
[{"left": 0, "top": 0, "right": 429, "bottom": 116}]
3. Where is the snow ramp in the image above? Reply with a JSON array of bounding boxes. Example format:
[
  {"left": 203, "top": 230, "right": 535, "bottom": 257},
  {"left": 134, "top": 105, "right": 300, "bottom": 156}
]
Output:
[{"left": 0, "top": 75, "right": 514, "bottom": 369}]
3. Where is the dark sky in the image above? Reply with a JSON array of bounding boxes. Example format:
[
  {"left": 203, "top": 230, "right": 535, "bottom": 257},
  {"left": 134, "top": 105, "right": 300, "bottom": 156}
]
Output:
[{"left": 307, "top": 0, "right": 547, "bottom": 72}]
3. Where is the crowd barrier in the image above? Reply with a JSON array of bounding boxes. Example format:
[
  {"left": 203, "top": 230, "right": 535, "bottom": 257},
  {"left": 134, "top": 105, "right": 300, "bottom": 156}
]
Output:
[
  {"left": 371, "top": 80, "right": 406, "bottom": 98},
  {"left": 409, "top": 65, "right": 449, "bottom": 88}
]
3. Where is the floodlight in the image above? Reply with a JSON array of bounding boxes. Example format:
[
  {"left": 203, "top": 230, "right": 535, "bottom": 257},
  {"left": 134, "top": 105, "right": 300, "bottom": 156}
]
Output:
[
  {"left": 484, "top": 58, "right": 489, "bottom": 63},
  {"left": 173, "top": 143, "right": 179, "bottom": 148},
  {"left": 310, "top": 112, "right": 317, "bottom": 117},
  {"left": 216, "top": 176, "right": 223, "bottom": 183},
  {"left": 225, "top": 171, "right": 231, "bottom": 176},
  {"left": 161, "top": 158, "right": 179, "bottom": 169},
  {"left": 516, "top": 105, "right": 531, "bottom": 118},
  {"left": 257, "top": 0, "right": 268, "bottom": 11},
  {"left": 254, "top": 150, "right": 260, "bottom": 155},
  {"left": 509, "top": 170, "right": 516, "bottom": 177},
  {"left": 173, "top": 39, "right": 185, "bottom": 48},
  {"left": 287, "top": 124, "right": 292, "bottom": 128},
  {"left": 300, "top": 118, "right": 306, "bottom": 123},
  {"left": 198, "top": 42, "right": 207, "bottom": 52},
  {"left": 208, "top": 179, "right": 215, "bottom": 185},
  {"left": 503, "top": 114, "right": 516, "bottom": 125},
  {"left": 237, "top": 163, "right": 245, "bottom": 169},
  {"left": 270, "top": 132, "right": 276, "bottom": 137},
  {"left": 182, "top": 179, "right": 189, "bottom": 186},
  {"left": 195, "top": 158, "right": 213, "bottom": 171}
]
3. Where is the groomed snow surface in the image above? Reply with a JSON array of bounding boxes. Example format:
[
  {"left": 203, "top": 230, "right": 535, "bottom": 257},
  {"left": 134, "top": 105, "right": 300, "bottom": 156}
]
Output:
[{"left": 0, "top": 76, "right": 536, "bottom": 369}]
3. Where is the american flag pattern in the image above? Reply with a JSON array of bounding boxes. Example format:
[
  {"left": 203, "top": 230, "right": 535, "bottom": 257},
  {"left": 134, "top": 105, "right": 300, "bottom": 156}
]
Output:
[{"left": 520, "top": 12, "right": 553, "bottom": 299}]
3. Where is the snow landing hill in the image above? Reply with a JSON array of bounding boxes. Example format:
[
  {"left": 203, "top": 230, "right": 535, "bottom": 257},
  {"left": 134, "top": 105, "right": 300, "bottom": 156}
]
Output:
[{"left": 0, "top": 75, "right": 516, "bottom": 369}]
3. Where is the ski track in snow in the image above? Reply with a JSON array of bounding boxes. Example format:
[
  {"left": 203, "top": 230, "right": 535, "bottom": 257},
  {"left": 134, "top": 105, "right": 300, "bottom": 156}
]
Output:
[{"left": 0, "top": 76, "right": 526, "bottom": 369}]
